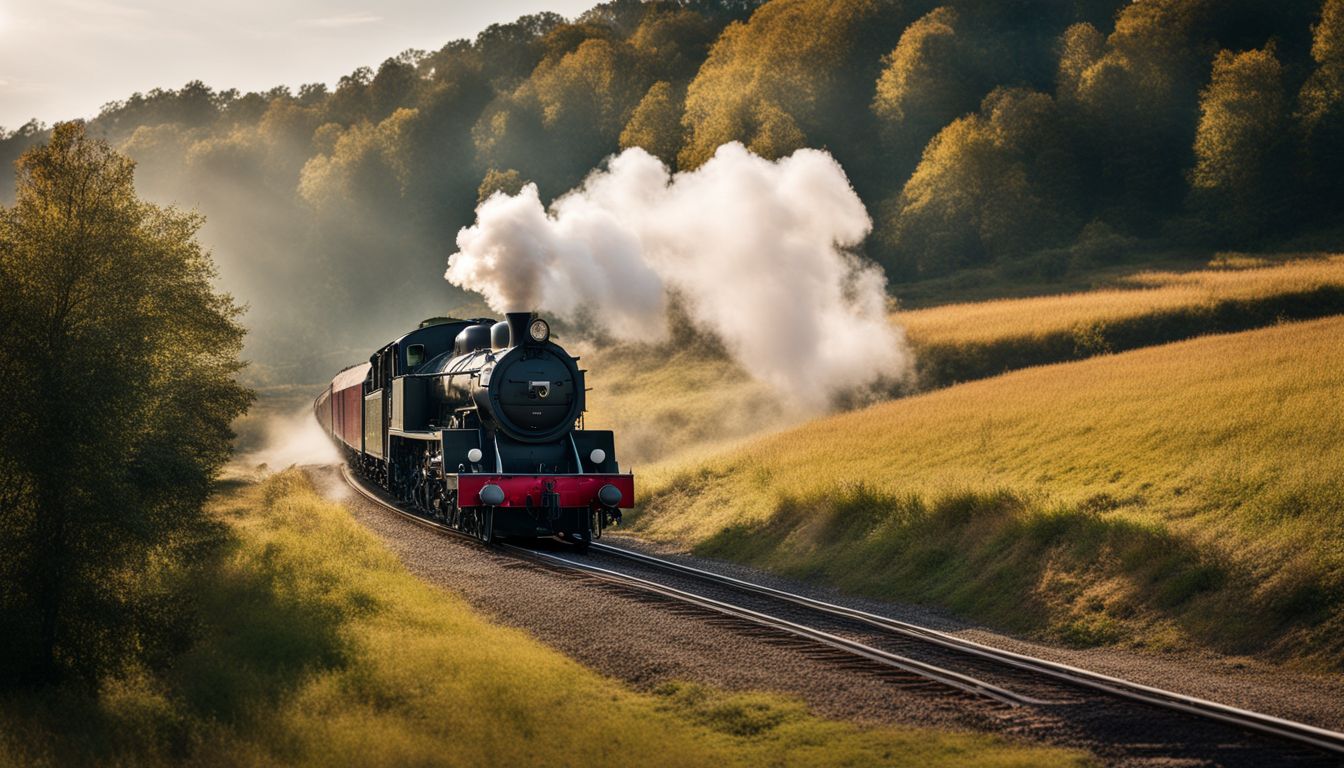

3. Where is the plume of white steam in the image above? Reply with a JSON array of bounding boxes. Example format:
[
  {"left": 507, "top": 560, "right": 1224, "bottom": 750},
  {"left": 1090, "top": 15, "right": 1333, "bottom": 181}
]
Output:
[{"left": 445, "top": 142, "right": 909, "bottom": 408}]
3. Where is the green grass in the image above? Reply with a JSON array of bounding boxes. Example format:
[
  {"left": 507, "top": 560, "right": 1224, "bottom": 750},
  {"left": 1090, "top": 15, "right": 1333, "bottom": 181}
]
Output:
[
  {"left": 0, "top": 472, "right": 1087, "bottom": 767},
  {"left": 632, "top": 317, "right": 1344, "bottom": 669}
]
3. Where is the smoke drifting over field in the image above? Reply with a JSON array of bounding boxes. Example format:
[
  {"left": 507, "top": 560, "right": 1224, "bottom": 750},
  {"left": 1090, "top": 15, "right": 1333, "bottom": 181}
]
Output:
[{"left": 446, "top": 143, "right": 910, "bottom": 408}]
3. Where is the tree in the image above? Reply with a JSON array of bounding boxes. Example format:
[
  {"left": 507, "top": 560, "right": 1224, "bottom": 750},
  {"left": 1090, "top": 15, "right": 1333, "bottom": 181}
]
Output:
[
  {"left": 872, "top": 7, "right": 985, "bottom": 179},
  {"left": 370, "top": 57, "right": 421, "bottom": 119},
  {"left": 678, "top": 0, "right": 908, "bottom": 179},
  {"left": 476, "top": 31, "right": 650, "bottom": 195},
  {"left": 1298, "top": 0, "right": 1344, "bottom": 200},
  {"left": 1189, "top": 47, "right": 1290, "bottom": 241},
  {"left": 477, "top": 167, "right": 526, "bottom": 203},
  {"left": 620, "top": 81, "right": 686, "bottom": 165},
  {"left": 0, "top": 123, "right": 252, "bottom": 685},
  {"left": 629, "top": 7, "right": 724, "bottom": 83},
  {"left": 879, "top": 88, "right": 1074, "bottom": 276}
]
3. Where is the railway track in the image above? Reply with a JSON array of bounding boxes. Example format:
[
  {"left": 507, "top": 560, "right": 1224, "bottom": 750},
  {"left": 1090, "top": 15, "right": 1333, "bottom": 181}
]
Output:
[
  {"left": 340, "top": 465, "right": 1344, "bottom": 763},
  {"left": 341, "top": 466, "right": 1033, "bottom": 707}
]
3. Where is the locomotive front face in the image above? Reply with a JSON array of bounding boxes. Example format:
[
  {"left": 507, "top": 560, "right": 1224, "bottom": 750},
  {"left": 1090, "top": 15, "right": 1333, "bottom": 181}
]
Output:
[{"left": 488, "top": 344, "right": 583, "bottom": 440}]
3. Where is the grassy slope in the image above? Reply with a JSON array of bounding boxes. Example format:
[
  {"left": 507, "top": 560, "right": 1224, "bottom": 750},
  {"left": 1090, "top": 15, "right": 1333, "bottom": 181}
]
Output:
[
  {"left": 580, "top": 339, "right": 786, "bottom": 464},
  {"left": 632, "top": 318, "right": 1344, "bottom": 668},
  {"left": 0, "top": 472, "right": 1085, "bottom": 767},
  {"left": 583, "top": 254, "right": 1344, "bottom": 465},
  {"left": 899, "top": 253, "right": 1344, "bottom": 387}
]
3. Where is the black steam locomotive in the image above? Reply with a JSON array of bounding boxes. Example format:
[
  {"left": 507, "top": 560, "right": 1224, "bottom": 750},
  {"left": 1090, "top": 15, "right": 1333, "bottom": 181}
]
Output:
[{"left": 315, "top": 312, "right": 633, "bottom": 550}]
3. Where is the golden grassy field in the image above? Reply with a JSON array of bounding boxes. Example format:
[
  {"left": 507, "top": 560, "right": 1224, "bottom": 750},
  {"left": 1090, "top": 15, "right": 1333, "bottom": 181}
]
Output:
[
  {"left": 579, "top": 338, "right": 787, "bottom": 465},
  {"left": 582, "top": 254, "right": 1344, "bottom": 465},
  {"left": 0, "top": 472, "right": 1086, "bottom": 767},
  {"left": 899, "top": 253, "right": 1344, "bottom": 346},
  {"left": 631, "top": 317, "right": 1344, "bottom": 668},
  {"left": 898, "top": 253, "right": 1344, "bottom": 386}
]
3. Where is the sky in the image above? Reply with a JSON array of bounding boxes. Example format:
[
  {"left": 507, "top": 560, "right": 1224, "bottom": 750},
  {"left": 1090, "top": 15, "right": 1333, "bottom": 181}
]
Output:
[{"left": 0, "top": 0, "right": 597, "bottom": 130}]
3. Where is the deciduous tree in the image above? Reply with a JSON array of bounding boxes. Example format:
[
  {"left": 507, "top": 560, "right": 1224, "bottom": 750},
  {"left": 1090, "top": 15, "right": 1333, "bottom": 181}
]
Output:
[
  {"left": 1190, "top": 47, "right": 1290, "bottom": 240},
  {"left": 0, "top": 123, "right": 252, "bottom": 685}
]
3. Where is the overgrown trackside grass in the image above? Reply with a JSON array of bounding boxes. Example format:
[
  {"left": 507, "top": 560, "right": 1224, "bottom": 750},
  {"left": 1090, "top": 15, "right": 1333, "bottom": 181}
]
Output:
[
  {"left": 633, "top": 318, "right": 1344, "bottom": 668},
  {"left": 899, "top": 253, "right": 1344, "bottom": 387},
  {"left": 0, "top": 472, "right": 1087, "bottom": 767}
]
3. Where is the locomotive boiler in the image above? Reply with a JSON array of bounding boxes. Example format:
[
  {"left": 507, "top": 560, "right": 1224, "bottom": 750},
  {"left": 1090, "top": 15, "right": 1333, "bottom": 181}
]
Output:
[{"left": 314, "top": 312, "right": 632, "bottom": 549}]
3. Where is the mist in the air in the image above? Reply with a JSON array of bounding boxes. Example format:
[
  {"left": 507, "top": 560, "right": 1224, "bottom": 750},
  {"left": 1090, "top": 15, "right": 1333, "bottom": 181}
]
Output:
[
  {"left": 235, "top": 405, "right": 342, "bottom": 472},
  {"left": 445, "top": 142, "right": 910, "bottom": 409}
]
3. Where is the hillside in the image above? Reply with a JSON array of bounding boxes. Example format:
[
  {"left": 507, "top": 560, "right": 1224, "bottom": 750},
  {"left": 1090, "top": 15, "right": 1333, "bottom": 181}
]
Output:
[
  {"left": 900, "top": 252, "right": 1344, "bottom": 386},
  {"left": 630, "top": 317, "right": 1344, "bottom": 668},
  {"left": 583, "top": 253, "right": 1344, "bottom": 463},
  {"left": 6, "top": 0, "right": 1344, "bottom": 381}
]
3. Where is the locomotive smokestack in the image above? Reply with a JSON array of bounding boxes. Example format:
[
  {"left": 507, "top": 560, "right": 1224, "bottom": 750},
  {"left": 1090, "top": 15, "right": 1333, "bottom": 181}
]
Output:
[{"left": 505, "top": 312, "right": 534, "bottom": 348}]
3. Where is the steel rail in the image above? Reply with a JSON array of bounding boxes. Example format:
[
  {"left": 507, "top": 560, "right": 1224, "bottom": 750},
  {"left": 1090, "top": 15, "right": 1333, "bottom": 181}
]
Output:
[
  {"left": 338, "top": 466, "right": 1041, "bottom": 707},
  {"left": 589, "top": 541, "right": 1344, "bottom": 756}
]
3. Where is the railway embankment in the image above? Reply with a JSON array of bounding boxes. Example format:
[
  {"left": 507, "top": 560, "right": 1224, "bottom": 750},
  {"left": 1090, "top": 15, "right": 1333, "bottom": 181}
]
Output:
[{"left": 631, "top": 316, "right": 1344, "bottom": 673}]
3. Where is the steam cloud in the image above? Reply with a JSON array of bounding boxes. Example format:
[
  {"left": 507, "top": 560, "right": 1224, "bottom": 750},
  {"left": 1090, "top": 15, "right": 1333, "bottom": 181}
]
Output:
[{"left": 445, "top": 143, "right": 909, "bottom": 408}]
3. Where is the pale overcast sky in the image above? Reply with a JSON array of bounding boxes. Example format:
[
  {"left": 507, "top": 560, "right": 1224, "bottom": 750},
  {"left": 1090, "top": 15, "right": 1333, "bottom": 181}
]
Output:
[{"left": 0, "top": 1, "right": 597, "bottom": 130}]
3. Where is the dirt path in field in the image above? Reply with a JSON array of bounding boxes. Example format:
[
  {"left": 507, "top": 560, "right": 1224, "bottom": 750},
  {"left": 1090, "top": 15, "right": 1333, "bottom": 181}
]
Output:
[{"left": 309, "top": 465, "right": 1342, "bottom": 767}]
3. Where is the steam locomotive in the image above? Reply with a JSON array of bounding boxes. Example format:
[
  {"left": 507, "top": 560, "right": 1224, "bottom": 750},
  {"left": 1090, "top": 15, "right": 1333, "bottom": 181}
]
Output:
[{"left": 314, "top": 312, "right": 633, "bottom": 550}]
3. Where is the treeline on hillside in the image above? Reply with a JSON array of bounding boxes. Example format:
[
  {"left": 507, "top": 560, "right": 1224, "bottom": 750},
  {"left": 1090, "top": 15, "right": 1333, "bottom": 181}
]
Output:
[{"left": 3, "top": 0, "right": 1343, "bottom": 382}]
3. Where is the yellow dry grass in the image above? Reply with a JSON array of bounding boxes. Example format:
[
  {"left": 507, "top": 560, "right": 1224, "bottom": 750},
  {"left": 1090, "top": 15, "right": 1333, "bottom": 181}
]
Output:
[
  {"left": 634, "top": 317, "right": 1344, "bottom": 666},
  {"left": 580, "top": 254, "right": 1344, "bottom": 466},
  {"left": 0, "top": 472, "right": 1087, "bottom": 768},
  {"left": 580, "top": 339, "right": 792, "bottom": 466},
  {"left": 898, "top": 253, "right": 1344, "bottom": 347}
]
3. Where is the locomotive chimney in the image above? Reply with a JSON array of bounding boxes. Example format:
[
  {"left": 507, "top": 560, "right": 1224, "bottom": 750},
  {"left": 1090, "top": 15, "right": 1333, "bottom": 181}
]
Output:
[{"left": 505, "top": 312, "right": 534, "bottom": 348}]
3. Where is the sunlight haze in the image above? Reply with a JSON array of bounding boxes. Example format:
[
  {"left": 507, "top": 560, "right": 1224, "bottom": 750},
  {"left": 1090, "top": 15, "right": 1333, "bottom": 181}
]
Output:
[{"left": 0, "top": 0, "right": 595, "bottom": 129}]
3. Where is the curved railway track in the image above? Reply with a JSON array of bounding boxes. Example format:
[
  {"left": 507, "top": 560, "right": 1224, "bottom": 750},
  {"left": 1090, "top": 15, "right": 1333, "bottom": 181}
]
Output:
[{"left": 340, "top": 465, "right": 1344, "bottom": 762}]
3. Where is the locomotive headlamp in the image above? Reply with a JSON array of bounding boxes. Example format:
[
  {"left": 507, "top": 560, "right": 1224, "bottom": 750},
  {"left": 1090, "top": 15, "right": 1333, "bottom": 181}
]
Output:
[
  {"left": 589, "top": 448, "right": 606, "bottom": 464},
  {"left": 467, "top": 448, "right": 483, "bottom": 463},
  {"left": 528, "top": 318, "right": 550, "bottom": 343}
]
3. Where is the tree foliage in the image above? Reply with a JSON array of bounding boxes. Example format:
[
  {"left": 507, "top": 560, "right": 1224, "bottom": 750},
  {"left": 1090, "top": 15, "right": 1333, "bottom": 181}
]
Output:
[
  {"left": 679, "top": 0, "right": 908, "bottom": 172},
  {"left": 1299, "top": 0, "right": 1344, "bottom": 200},
  {"left": 872, "top": 7, "right": 985, "bottom": 176},
  {"left": 882, "top": 88, "right": 1074, "bottom": 276},
  {"left": 1190, "top": 47, "right": 1290, "bottom": 241},
  {"left": 0, "top": 123, "right": 252, "bottom": 685},
  {"left": 621, "top": 81, "right": 686, "bottom": 165}
]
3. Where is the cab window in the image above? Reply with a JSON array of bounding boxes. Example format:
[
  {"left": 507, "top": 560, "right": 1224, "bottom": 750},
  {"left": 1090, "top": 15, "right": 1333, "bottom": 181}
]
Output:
[{"left": 407, "top": 344, "right": 426, "bottom": 369}]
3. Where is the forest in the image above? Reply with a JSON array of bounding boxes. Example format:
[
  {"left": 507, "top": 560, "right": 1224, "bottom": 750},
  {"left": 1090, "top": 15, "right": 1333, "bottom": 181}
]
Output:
[{"left": 2, "top": 0, "right": 1342, "bottom": 383}]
